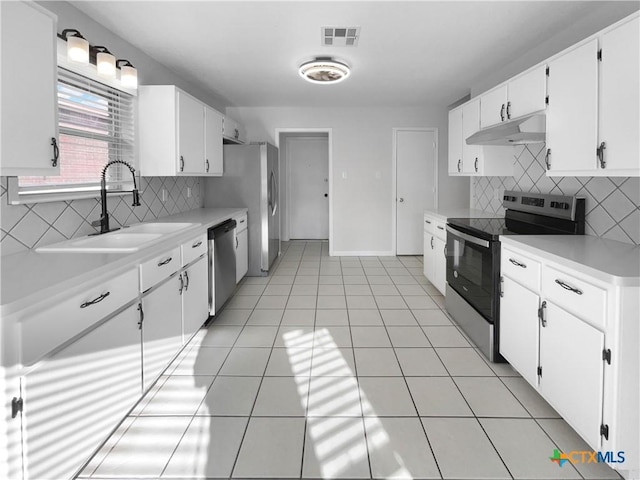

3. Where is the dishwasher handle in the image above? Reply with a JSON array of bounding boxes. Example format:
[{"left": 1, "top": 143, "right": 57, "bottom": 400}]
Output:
[{"left": 208, "top": 219, "right": 237, "bottom": 239}]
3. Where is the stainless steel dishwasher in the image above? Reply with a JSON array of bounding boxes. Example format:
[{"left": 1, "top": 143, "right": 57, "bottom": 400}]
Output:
[{"left": 208, "top": 219, "right": 237, "bottom": 315}]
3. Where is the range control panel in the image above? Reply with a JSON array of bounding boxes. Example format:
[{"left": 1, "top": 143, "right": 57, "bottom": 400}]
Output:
[{"left": 502, "top": 190, "right": 585, "bottom": 221}]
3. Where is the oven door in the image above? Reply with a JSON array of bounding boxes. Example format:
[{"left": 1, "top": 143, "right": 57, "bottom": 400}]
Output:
[{"left": 446, "top": 225, "right": 499, "bottom": 322}]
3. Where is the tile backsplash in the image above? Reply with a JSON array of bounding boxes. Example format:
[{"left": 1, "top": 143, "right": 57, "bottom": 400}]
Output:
[
  {"left": 0, "top": 176, "right": 204, "bottom": 256},
  {"left": 472, "top": 144, "right": 640, "bottom": 246}
]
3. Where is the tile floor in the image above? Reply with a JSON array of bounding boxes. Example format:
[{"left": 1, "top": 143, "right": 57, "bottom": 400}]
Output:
[{"left": 79, "top": 241, "right": 621, "bottom": 480}]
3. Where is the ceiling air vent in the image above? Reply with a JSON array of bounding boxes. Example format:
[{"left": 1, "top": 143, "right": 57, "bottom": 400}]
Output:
[{"left": 322, "top": 27, "right": 360, "bottom": 47}]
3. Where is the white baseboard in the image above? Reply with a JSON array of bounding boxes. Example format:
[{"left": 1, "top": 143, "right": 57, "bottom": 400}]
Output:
[{"left": 330, "top": 250, "right": 396, "bottom": 257}]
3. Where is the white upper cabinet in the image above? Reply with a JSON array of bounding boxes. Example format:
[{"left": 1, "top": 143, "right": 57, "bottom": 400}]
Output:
[
  {"left": 139, "top": 85, "right": 224, "bottom": 177},
  {"left": 205, "top": 106, "right": 224, "bottom": 176},
  {"left": 177, "top": 91, "right": 205, "bottom": 174},
  {"left": 448, "top": 107, "right": 463, "bottom": 174},
  {"left": 546, "top": 40, "right": 599, "bottom": 175},
  {"left": 462, "top": 99, "right": 483, "bottom": 174},
  {"left": 480, "top": 85, "right": 508, "bottom": 128},
  {"left": 508, "top": 65, "right": 548, "bottom": 119},
  {"left": 598, "top": 15, "right": 639, "bottom": 175},
  {"left": 0, "top": 1, "right": 59, "bottom": 176}
]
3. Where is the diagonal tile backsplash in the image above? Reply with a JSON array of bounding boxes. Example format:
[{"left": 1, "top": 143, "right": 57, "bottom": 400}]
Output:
[
  {"left": 0, "top": 176, "right": 204, "bottom": 256},
  {"left": 472, "top": 144, "right": 640, "bottom": 246}
]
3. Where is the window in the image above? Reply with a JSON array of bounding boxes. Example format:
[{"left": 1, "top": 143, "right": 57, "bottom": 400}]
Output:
[{"left": 10, "top": 67, "right": 136, "bottom": 203}]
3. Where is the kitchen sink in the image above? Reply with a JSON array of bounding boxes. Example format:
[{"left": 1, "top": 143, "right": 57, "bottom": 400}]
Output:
[{"left": 36, "top": 222, "right": 199, "bottom": 253}]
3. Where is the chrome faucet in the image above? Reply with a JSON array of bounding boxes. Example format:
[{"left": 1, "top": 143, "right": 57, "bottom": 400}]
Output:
[{"left": 92, "top": 160, "right": 141, "bottom": 234}]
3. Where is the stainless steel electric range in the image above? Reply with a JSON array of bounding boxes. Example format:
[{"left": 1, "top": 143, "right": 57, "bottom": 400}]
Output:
[{"left": 444, "top": 190, "right": 585, "bottom": 362}]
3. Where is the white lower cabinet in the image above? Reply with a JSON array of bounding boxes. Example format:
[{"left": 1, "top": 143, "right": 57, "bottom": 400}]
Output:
[
  {"left": 141, "top": 274, "right": 183, "bottom": 390},
  {"left": 182, "top": 255, "right": 209, "bottom": 342},
  {"left": 499, "top": 239, "right": 639, "bottom": 475},
  {"left": 499, "top": 275, "right": 539, "bottom": 387},
  {"left": 539, "top": 300, "right": 605, "bottom": 448},
  {"left": 423, "top": 214, "right": 447, "bottom": 295},
  {"left": 21, "top": 303, "right": 141, "bottom": 480}
]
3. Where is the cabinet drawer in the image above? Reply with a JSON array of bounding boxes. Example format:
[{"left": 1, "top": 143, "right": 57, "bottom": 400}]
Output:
[
  {"left": 543, "top": 266, "right": 607, "bottom": 329},
  {"left": 424, "top": 215, "right": 436, "bottom": 235},
  {"left": 182, "top": 233, "right": 207, "bottom": 266},
  {"left": 433, "top": 221, "right": 447, "bottom": 241},
  {"left": 140, "top": 246, "right": 181, "bottom": 292},
  {"left": 235, "top": 213, "right": 248, "bottom": 233},
  {"left": 20, "top": 268, "right": 138, "bottom": 366},
  {"left": 501, "top": 248, "right": 541, "bottom": 292}
]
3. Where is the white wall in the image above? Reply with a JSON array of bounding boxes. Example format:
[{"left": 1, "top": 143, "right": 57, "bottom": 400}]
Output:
[{"left": 222, "top": 106, "right": 469, "bottom": 255}]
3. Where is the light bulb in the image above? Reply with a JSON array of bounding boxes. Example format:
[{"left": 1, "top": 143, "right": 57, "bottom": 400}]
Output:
[
  {"left": 120, "top": 65, "right": 138, "bottom": 89},
  {"left": 67, "top": 35, "right": 89, "bottom": 64},
  {"left": 97, "top": 51, "right": 116, "bottom": 77}
]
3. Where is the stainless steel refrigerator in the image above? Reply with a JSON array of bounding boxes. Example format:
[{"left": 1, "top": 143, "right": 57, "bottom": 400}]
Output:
[{"left": 204, "top": 142, "right": 280, "bottom": 276}]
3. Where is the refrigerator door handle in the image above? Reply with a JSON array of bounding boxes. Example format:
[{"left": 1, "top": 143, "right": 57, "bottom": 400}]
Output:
[{"left": 270, "top": 170, "right": 278, "bottom": 216}]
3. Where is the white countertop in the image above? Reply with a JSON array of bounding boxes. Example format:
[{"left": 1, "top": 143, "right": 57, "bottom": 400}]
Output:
[
  {"left": 500, "top": 235, "right": 640, "bottom": 287},
  {"left": 424, "top": 207, "right": 502, "bottom": 223},
  {"left": 0, "top": 207, "right": 247, "bottom": 317}
]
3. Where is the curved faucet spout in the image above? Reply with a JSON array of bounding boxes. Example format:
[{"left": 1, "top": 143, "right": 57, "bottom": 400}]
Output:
[{"left": 94, "top": 160, "right": 140, "bottom": 234}]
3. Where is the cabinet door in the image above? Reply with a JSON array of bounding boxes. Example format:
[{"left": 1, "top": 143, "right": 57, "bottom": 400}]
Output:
[
  {"left": 507, "top": 65, "right": 547, "bottom": 119},
  {"left": 177, "top": 91, "right": 205, "bottom": 174},
  {"left": 236, "top": 228, "right": 249, "bottom": 283},
  {"left": 448, "top": 107, "right": 463, "bottom": 174},
  {"left": 0, "top": 2, "right": 59, "bottom": 176},
  {"left": 142, "top": 275, "right": 183, "bottom": 390},
  {"left": 462, "top": 99, "right": 482, "bottom": 174},
  {"left": 423, "top": 233, "right": 436, "bottom": 285},
  {"left": 599, "top": 16, "right": 639, "bottom": 174},
  {"left": 539, "top": 301, "right": 605, "bottom": 449},
  {"left": 433, "top": 236, "right": 447, "bottom": 295},
  {"left": 22, "top": 304, "right": 141, "bottom": 480},
  {"left": 546, "top": 40, "right": 599, "bottom": 175},
  {"left": 205, "top": 106, "right": 223, "bottom": 176},
  {"left": 499, "top": 276, "right": 540, "bottom": 387},
  {"left": 480, "top": 85, "right": 508, "bottom": 128},
  {"left": 182, "top": 257, "right": 209, "bottom": 343}
]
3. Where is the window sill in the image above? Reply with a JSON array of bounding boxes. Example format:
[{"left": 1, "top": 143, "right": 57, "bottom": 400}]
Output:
[{"left": 6, "top": 177, "right": 134, "bottom": 205}]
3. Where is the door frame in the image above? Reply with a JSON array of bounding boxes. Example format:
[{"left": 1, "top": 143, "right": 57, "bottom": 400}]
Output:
[
  {"left": 275, "top": 128, "right": 333, "bottom": 254},
  {"left": 392, "top": 127, "right": 439, "bottom": 255}
]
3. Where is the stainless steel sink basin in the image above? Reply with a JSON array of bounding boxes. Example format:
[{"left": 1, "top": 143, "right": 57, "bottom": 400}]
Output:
[{"left": 36, "top": 222, "right": 199, "bottom": 253}]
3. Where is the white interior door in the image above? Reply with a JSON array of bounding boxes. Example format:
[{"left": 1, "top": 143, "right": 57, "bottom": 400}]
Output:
[
  {"left": 396, "top": 129, "right": 437, "bottom": 255},
  {"left": 287, "top": 136, "right": 329, "bottom": 239}
]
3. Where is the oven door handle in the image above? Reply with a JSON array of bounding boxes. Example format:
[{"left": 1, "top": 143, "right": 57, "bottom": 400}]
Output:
[{"left": 446, "top": 225, "right": 490, "bottom": 249}]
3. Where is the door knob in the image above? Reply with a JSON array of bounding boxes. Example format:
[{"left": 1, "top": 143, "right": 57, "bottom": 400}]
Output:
[
  {"left": 324, "top": 194, "right": 328, "bottom": 197},
  {"left": 399, "top": 198, "right": 404, "bottom": 203}
]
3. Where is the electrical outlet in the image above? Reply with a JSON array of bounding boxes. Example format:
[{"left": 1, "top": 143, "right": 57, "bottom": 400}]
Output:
[
  {"left": 161, "top": 188, "right": 167, "bottom": 202},
  {"left": 494, "top": 189, "right": 502, "bottom": 201},
  {"left": 187, "top": 187, "right": 192, "bottom": 198}
]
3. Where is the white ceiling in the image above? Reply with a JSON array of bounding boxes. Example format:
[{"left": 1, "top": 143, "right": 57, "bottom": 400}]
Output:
[{"left": 71, "top": 1, "right": 638, "bottom": 108}]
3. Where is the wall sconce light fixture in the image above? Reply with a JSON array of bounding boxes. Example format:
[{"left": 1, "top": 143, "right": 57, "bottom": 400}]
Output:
[
  {"left": 117, "top": 59, "right": 138, "bottom": 89},
  {"left": 59, "top": 29, "right": 89, "bottom": 64},
  {"left": 92, "top": 46, "right": 116, "bottom": 78}
]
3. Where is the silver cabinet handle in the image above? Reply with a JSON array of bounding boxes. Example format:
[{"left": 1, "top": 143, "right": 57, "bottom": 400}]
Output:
[
  {"left": 509, "top": 258, "right": 527, "bottom": 268},
  {"left": 179, "top": 156, "right": 184, "bottom": 172},
  {"left": 538, "top": 300, "right": 547, "bottom": 327},
  {"left": 506, "top": 101, "right": 512, "bottom": 119},
  {"left": 457, "top": 159, "right": 461, "bottom": 173},
  {"left": 500, "top": 103, "right": 506, "bottom": 121},
  {"left": 240, "top": 219, "right": 245, "bottom": 223},
  {"left": 192, "top": 241, "right": 202, "bottom": 248},
  {"left": 430, "top": 236, "right": 434, "bottom": 249},
  {"left": 443, "top": 243, "right": 447, "bottom": 257},
  {"left": 80, "top": 292, "right": 110, "bottom": 309},
  {"left": 437, "top": 225, "right": 444, "bottom": 231},
  {"left": 205, "top": 159, "right": 210, "bottom": 172},
  {"left": 178, "top": 273, "right": 184, "bottom": 294},
  {"left": 158, "top": 257, "right": 172, "bottom": 267},
  {"left": 474, "top": 157, "right": 478, "bottom": 172},
  {"left": 425, "top": 220, "right": 431, "bottom": 224},
  {"left": 555, "top": 279, "right": 583, "bottom": 295},
  {"left": 183, "top": 270, "right": 189, "bottom": 290},
  {"left": 399, "top": 198, "right": 404, "bottom": 203},
  {"left": 236, "top": 236, "right": 239, "bottom": 249},
  {"left": 545, "top": 148, "right": 551, "bottom": 170},
  {"left": 597, "top": 141, "right": 606, "bottom": 169}
]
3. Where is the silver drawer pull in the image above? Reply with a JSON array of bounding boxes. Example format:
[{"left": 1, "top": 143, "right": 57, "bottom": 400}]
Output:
[
  {"left": 158, "top": 257, "right": 173, "bottom": 267},
  {"left": 192, "top": 241, "right": 202, "bottom": 248},
  {"left": 425, "top": 220, "right": 431, "bottom": 224},
  {"left": 509, "top": 258, "right": 527, "bottom": 268},
  {"left": 555, "top": 279, "right": 583, "bottom": 295},
  {"left": 437, "top": 225, "right": 444, "bottom": 230},
  {"left": 240, "top": 219, "right": 245, "bottom": 223},
  {"left": 80, "top": 292, "right": 110, "bottom": 309}
]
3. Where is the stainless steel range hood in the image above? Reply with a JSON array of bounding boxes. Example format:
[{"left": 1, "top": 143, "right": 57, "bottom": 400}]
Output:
[{"left": 466, "top": 113, "right": 545, "bottom": 146}]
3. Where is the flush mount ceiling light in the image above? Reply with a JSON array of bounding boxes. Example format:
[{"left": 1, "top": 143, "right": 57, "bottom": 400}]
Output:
[{"left": 298, "top": 57, "right": 350, "bottom": 84}]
